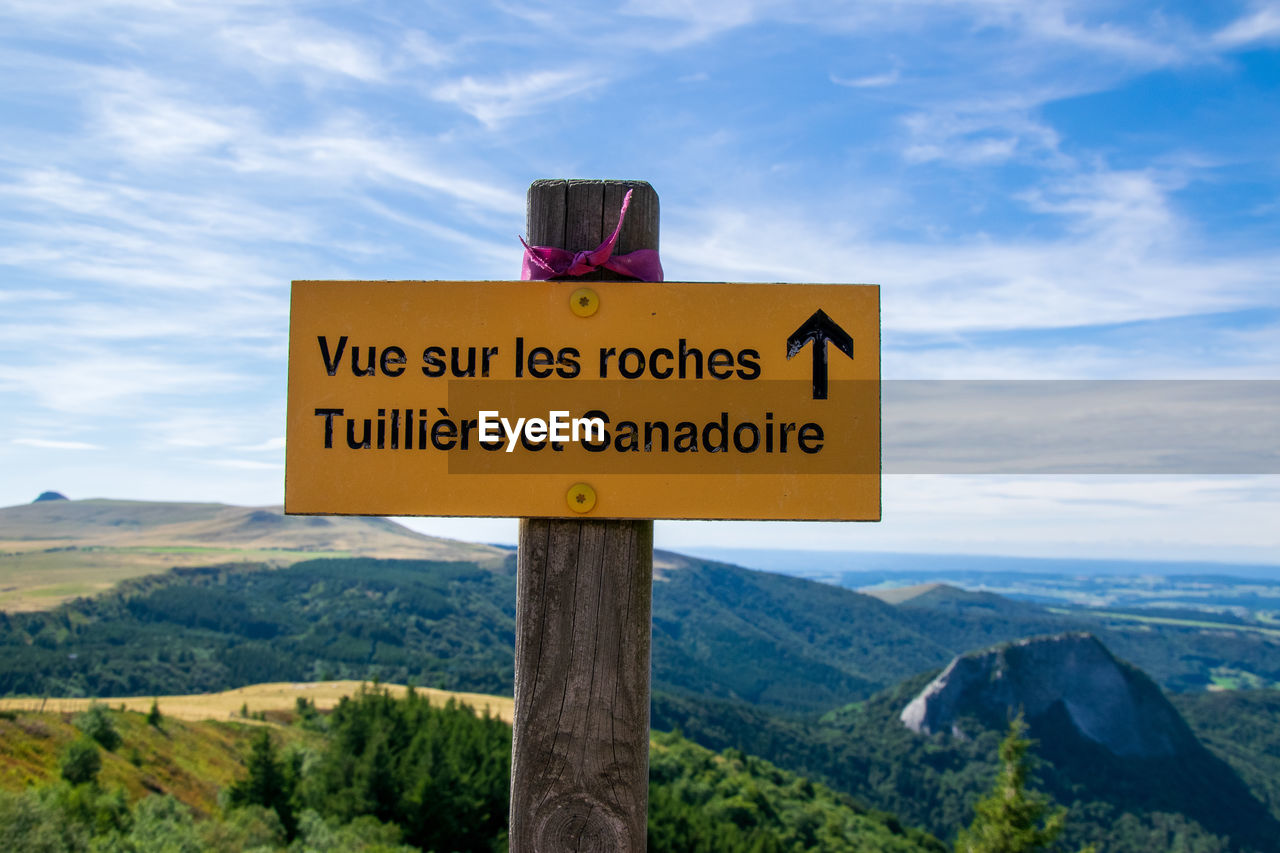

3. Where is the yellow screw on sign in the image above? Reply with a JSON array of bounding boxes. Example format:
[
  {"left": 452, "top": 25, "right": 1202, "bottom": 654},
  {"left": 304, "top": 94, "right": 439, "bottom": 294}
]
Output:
[
  {"left": 566, "top": 483, "right": 597, "bottom": 513},
  {"left": 569, "top": 288, "right": 599, "bottom": 317}
]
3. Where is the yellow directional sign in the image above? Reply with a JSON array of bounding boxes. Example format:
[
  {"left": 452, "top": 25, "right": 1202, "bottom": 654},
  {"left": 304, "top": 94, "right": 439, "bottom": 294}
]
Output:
[{"left": 286, "top": 281, "right": 880, "bottom": 520}]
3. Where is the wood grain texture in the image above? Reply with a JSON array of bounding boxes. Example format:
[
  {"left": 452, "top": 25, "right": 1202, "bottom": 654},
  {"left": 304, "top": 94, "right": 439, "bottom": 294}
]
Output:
[
  {"left": 526, "top": 179, "right": 659, "bottom": 282},
  {"left": 511, "top": 179, "right": 657, "bottom": 852}
]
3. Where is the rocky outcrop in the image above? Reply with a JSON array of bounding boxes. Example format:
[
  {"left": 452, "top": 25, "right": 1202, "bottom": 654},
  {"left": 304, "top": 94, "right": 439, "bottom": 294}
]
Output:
[{"left": 901, "top": 632, "right": 1198, "bottom": 758}]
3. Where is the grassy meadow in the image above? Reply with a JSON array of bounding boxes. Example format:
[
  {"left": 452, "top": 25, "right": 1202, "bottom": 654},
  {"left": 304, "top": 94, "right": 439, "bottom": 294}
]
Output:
[{"left": 0, "top": 681, "right": 514, "bottom": 724}]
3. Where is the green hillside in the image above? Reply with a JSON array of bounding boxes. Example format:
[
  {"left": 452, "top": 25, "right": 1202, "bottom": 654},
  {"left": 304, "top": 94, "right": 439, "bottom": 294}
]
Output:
[
  {"left": 0, "top": 686, "right": 944, "bottom": 852},
  {"left": 651, "top": 557, "right": 954, "bottom": 712},
  {"left": 0, "top": 701, "right": 315, "bottom": 814},
  {"left": 6, "top": 551, "right": 1280, "bottom": 717},
  {"left": 660, "top": 674, "right": 1278, "bottom": 852},
  {"left": 1174, "top": 689, "right": 1280, "bottom": 821},
  {"left": 0, "top": 558, "right": 518, "bottom": 698},
  {"left": 1, "top": 555, "right": 956, "bottom": 712},
  {"left": 5, "top": 679, "right": 1245, "bottom": 852},
  {"left": 5, "top": 499, "right": 1278, "bottom": 702}
]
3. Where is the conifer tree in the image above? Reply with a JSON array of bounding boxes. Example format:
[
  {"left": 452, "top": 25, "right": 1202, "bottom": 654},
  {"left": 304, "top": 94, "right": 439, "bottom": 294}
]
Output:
[
  {"left": 955, "top": 715, "right": 1074, "bottom": 853},
  {"left": 228, "top": 729, "right": 298, "bottom": 839}
]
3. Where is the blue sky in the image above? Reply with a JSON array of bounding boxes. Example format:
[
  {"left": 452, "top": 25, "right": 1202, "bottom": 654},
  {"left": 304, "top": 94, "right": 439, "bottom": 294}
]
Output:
[{"left": 1, "top": 1, "right": 1277, "bottom": 563}]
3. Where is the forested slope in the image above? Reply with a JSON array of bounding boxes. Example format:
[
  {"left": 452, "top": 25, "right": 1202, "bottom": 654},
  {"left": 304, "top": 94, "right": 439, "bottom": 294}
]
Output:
[
  {"left": 5, "top": 553, "right": 1279, "bottom": 707},
  {"left": 0, "top": 687, "right": 945, "bottom": 852}
]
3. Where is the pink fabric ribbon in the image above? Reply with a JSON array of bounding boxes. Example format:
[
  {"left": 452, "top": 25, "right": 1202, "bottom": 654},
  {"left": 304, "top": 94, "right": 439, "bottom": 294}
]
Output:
[{"left": 520, "top": 189, "right": 664, "bottom": 282}]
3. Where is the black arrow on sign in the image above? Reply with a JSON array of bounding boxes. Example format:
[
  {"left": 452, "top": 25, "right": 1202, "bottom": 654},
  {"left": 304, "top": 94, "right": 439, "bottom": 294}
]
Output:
[{"left": 786, "top": 309, "right": 854, "bottom": 400}]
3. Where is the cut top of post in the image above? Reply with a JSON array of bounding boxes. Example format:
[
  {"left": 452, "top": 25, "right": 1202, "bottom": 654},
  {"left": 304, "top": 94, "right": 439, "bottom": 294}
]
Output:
[{"left": 526, "top": 180, "right": 660, "bottom": 280}]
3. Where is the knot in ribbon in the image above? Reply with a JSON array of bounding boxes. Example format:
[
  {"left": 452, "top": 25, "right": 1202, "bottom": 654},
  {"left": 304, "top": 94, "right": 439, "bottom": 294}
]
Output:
[{"left": 520, "top": 189, "right": 664, "bottom": 282}]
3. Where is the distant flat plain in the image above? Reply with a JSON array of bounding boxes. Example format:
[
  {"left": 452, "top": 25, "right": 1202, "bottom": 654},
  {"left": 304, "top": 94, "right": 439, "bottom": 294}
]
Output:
[{"left": 0, "top": 498, "right": 507, "bottom": 611}]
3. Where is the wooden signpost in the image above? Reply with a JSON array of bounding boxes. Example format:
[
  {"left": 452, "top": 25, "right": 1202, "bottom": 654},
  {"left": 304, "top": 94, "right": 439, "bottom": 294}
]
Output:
[
  {"left": 284, "top": 179, "right": 881, "bottom": 851},
  {"left": 510, "top": 180, "right": 654, "bottom": 851}
]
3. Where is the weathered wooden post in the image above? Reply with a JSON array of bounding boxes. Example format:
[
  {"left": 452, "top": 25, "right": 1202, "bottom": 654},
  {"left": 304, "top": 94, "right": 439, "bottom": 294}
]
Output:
[{"left": 510, "top": 179, "right": 657, "bottom": 851}]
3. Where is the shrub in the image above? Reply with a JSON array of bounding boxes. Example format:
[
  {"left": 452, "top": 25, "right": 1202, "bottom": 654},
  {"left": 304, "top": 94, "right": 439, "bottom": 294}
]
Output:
[
  {"left": 0, "top": 788, "right": 87, "bottom": 851},
  {"left": 60, "top": 737, "right": 102, "bottom": 786},
  {"left": 74, "top": 702, "right": 122, "bottom": 751}
]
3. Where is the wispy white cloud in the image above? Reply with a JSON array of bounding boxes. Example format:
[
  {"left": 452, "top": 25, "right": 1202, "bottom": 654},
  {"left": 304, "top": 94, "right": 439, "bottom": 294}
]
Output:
[
  {"left": 358, "top": 199, "right": 515, "bottom": 272},
  {"left": 622, "top": 0, "right": 1198, "bottom": 67},
  {"left": 88, "top": 70, "right": 248, "bottom": 160},
  {"left": 238, "top": 436, "right": 286, "bottom": 452},
  {"left": 142, "top": 410, "right": 285, "bottom": 451},
  {"left": 431, "top": 68, "right": 608, "bottom": 129},
  {"left": 815, "top": 3, "right": 1213, "bottom": 172},
  {"left": 1019, "top": 168, "right": 1182, "bottom": 249},
  {"left": 0, "top": 169, "right": 316, "bottom": 246},
  {"left": 220, "top": 20, "right": 388, "bottom": 82},
  {"left": 0, "top": 288, "right": 71, "bottom": 303},
  {"left": 0, "top": 302, "right": 257, "bottom": 350},
  {"left": 397, "top": 30, "right": 453, "bottom": 68},
  {"left": 212, "top": 459, "right": 284, "bottom": 470},
  {"left": 4, "top": 49, "right": 518, "bottom": 213},
  {"left": 618, "top": 0, "right": 764, "bottom": 43},
  {"left": 831, "top": 68, "right": 900, "bottom": 89},
  {"left": 0, "top": 349, "right": 244, "bottom": 415},
  {"left": 0, "top": 217, "right": 287, "bottom": 294},
  {"left": 1011, "top": 3, "right": 1194, "bottom": 65},
  {"left": 897, "top": 88, "right": 1070, "bottom": 167},
  {"left": 663, "top": 165, "right": 1279, "bottom": 351},
  {"left": 244, "top": 128, "right": 524, "bottom": 212},
  {"left": 0, "top": 0, "right": 249, "bottom": 33},
  {"left": 1214, "top": 2, "right": 1280, "bottom": 47},
  {"left": 12, "top": 438, "right": 101, "bottom": 450}
]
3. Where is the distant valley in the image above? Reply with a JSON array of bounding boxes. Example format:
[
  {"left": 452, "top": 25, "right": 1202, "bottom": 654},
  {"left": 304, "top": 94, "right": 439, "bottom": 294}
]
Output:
[
  {"left": 687, "top": 545, "right": 1280, "bottom": 652},
  {"left": 4, "top": 497, "right": 1280, "bottom": 700}
]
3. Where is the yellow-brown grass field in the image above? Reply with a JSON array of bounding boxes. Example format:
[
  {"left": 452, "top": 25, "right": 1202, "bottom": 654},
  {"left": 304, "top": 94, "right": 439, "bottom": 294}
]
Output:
[{"left": 0, "top": 680, "right": 514, "bottom": 724}]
